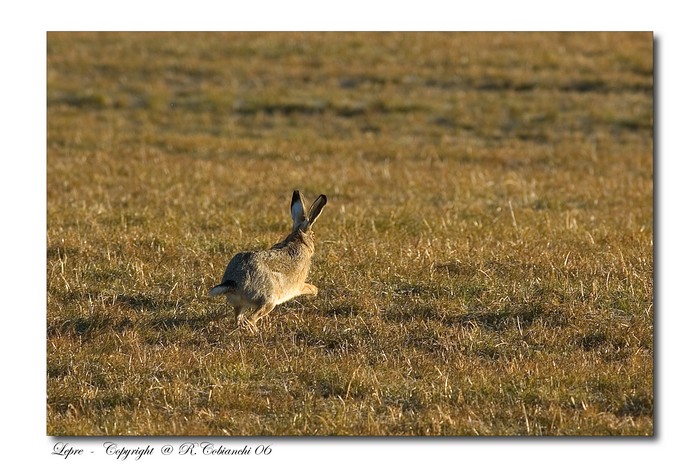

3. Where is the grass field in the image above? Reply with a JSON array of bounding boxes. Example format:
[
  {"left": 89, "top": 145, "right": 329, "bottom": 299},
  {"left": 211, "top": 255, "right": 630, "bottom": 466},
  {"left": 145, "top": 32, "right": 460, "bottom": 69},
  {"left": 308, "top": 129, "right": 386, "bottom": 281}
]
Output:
[{"left": 47, "top": 32, "right": 653, "bottom": 436}]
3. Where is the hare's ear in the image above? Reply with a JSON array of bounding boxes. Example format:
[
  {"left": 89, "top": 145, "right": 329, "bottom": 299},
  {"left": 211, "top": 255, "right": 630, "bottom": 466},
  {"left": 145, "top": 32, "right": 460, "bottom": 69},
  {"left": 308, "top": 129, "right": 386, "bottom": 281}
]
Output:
[
  {"left": 306, "top": 194, "right": 327, "bottom": 229},
  {"left": 291, "top": 190, "right": 307, "bottom": 230}
]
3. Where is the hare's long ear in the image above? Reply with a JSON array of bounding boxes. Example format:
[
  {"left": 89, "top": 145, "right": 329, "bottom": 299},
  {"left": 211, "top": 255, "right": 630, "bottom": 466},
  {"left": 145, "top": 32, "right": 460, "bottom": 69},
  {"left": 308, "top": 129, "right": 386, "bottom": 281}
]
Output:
[
  {"left": 306, "top": 194, "right": 327, "bottom": 229},
  {"left": 291, "top": 190, "right": 307, "bottom": 231}
]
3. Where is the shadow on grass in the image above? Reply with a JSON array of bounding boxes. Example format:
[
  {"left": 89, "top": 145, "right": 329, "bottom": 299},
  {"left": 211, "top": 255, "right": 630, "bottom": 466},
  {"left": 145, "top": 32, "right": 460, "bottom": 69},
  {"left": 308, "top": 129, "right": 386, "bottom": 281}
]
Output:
[
  {"left": 444, "top": 302, "right": 568, "bottom": 331},
  {"left": 115, "top": 293, "right": 178, "bottom": 312},
  {"left": 321, "top": 304, "right": 358, "bottom": 318},
  {"left": 443, "top": 307, "right": 541, "bottom": 331},
  {"left": 47, "top": 314, "right": 133, "bottom": 338},
  {"left": 147, "top": 307, "right": 230, "bottom": 331},
  {"left": 47, "top": 293, "right": 231, "bottom": 339},
  {"left": 382, "top": 299, "right": 568, "bottom": 332},
  {"left": 615, "top": 395, "right": 653, "bottom": 418}
]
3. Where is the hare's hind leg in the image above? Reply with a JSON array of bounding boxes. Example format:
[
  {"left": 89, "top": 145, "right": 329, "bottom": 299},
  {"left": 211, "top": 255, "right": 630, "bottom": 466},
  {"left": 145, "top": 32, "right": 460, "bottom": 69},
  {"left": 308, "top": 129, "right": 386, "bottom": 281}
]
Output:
[
  {"left": 300, "top": 283, "right": 318, "bottom": 296},
  {"left": 229, "top": 307, "right": 243, "bottom": 324},
  {"left": 246, "top": 302, "right": 276, "bottom": 329},
  {"left": 225, "top": 294, "right": 245, "bottom": 323}
]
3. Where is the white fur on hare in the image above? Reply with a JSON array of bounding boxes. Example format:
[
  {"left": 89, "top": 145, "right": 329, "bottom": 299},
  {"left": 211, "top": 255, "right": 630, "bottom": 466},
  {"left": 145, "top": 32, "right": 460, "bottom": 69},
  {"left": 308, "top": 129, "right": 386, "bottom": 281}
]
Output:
[{"left": 209, "top": 190, "right": 327, "bottom": 328}]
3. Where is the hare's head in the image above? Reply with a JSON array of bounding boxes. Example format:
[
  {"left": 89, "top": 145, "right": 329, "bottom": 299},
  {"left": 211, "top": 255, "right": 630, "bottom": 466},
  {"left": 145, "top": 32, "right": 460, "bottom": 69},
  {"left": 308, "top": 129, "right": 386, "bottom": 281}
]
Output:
[{"left": 290, "top": 190, "right": 327, "bottom": 239}]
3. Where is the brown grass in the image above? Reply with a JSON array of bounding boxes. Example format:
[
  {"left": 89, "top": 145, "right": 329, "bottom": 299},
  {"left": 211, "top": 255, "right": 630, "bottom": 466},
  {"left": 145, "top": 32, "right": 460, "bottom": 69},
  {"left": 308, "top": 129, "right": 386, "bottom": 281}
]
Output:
[{"left": 47, "top": 32, "right": 653, "bottom": 435}]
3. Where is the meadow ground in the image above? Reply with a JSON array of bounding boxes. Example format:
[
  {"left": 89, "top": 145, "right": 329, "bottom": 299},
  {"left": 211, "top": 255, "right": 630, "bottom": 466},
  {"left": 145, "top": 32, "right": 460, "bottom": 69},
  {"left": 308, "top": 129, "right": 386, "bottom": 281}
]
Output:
[{"left": 47, "top": 32, "right": 653, "bottom": 435}]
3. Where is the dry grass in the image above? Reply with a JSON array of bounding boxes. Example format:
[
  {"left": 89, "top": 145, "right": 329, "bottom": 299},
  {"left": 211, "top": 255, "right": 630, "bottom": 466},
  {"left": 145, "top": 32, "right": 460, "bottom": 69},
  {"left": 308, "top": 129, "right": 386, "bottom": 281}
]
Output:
[{"left": 47, "top": 32, "right": 653, "bottom": 435}]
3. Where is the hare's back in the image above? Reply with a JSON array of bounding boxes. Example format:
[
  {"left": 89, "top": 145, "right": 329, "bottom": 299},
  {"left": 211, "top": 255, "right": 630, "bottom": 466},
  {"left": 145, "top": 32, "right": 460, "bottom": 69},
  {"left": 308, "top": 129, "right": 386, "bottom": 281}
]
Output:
[
  {"left": 222, "top": 250, "right": 277, "bottom": 294},
  {"left": 222, "top": 251, "right": 256, "bottom": 281}
]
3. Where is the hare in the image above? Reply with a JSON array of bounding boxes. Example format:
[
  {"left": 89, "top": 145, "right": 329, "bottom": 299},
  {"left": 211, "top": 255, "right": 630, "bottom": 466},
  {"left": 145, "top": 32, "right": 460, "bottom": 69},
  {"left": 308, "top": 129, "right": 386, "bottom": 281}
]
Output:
[{"left": 209, "top": 190, "right": 327, "bottom": 328}]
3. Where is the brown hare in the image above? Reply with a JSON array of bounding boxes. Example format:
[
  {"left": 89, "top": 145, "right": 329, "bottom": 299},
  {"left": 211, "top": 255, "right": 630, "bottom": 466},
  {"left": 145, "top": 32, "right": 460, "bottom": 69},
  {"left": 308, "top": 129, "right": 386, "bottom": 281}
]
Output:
[{"left": 209, "top": 191, "right": 327, "bottom": 328}]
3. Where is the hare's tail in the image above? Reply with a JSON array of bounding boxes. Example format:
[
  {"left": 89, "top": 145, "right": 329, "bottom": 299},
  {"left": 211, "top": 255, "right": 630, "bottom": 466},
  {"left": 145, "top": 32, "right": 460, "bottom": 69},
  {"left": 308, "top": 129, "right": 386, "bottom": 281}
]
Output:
[{"left": 209, "top": 280, "right": 237, "bottom": 297}]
